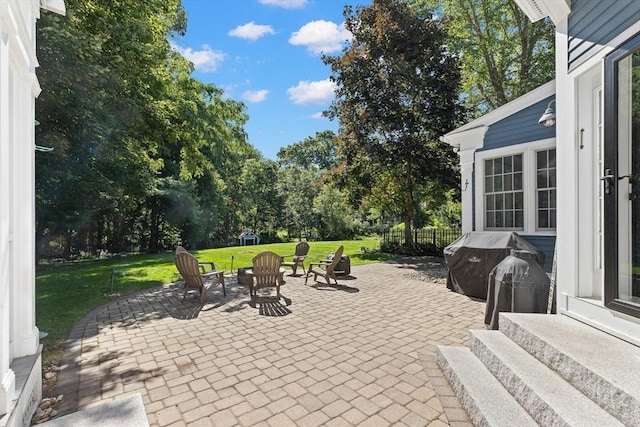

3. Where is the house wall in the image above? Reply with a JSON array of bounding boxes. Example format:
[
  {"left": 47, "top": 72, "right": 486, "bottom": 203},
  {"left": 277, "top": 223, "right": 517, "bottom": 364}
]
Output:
[
  {"left": 568, "top": 0, "right": 640, "bottom": 71},
  {"left": 480, "top": 97, "right": 556, "bottom": 151},
  {"left": 521, "top": 235, "right": 556, "bottom": 272},
  {"left": 470, "top": 97, "right": 556, "bottom": 270}
]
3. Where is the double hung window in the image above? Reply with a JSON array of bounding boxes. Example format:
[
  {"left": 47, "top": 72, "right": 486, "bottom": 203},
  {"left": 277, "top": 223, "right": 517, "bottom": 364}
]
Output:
[{"left": 479, "top": 143, "right": 556, "bottom": 234}]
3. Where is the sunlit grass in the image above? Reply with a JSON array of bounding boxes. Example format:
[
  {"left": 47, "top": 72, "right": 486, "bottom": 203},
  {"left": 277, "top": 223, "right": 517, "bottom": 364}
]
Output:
[{"left": 36, "top": 238, "right": 394, "bottom": 363}]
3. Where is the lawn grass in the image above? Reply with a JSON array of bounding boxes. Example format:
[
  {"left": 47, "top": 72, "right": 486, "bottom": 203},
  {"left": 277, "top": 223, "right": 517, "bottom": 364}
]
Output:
[{"left": 36, "top": 238, "right": 394, "bottom": 363}]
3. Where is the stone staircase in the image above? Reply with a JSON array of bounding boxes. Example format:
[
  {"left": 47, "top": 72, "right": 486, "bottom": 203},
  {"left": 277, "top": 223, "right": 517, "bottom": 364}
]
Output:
[{"left": 437, "top": 313, "right": 640, "bottom": 426}]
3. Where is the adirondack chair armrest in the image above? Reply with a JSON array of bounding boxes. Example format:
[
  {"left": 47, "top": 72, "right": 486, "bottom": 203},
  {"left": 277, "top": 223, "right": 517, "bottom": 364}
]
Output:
[
  {"left": 308, "top": 262, "right": 326, "bottom": 271},
  {"left": 198, "top": 261, "right": 215, "bottom": 273},
  {"left": 202, "top": 269, "right": 225, "bottom": 283}
]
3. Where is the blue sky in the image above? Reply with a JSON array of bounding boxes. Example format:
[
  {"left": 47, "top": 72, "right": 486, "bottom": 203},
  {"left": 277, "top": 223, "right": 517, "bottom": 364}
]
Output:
[{"left": 173, "top": 0, "right": 371, "bottom": 160}]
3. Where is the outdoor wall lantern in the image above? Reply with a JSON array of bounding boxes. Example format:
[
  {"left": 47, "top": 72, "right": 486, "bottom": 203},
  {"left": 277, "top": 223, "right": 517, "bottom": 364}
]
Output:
[{"left": 538, "top": 99, "right": 556, "bottom": 127}]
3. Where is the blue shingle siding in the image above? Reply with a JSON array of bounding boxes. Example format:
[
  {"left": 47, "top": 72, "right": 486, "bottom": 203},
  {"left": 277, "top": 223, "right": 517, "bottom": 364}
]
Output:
[
  {"left": 521, "top": 235, "right": 556, "bottom": 273},
  {"left": 568, "top": 0, "right": 640, "bottom": 72},
  {"left": 479, "top": 97, "right": 555, "bottom": 152}
]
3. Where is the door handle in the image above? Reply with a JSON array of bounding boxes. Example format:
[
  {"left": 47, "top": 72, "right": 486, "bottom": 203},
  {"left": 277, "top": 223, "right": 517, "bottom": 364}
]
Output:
[
  {"left": 601, "top": 168, "right": 614, "bottom": 194},
  {"left": 618, "top": 173, "right": 634, "bottom": 181}
]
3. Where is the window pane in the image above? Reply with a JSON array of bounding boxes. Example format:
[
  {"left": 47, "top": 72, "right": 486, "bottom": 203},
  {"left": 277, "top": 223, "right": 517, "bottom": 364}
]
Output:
[
  {"left": 536, "top": 149, "right": 556, "bottom": 229},
  {"left": 485, "top": 159, "right": 493, "bottom": 175},
  {"left": 486, "top": 194, "right": 494, "bottom": 210},
  {"left": 486, "top": 212, "right": 495, "bottom": 228},
  {"left": 514, "top": 172, "right": 523, "bottom": 190},
  {"left": 505, "top": 211, "right": 514, "bottom": 227},
  {"left": 505, "top": 193, "right": 513, "bottom": 209},
  {"left": 484, "top": 154, "right": 524, "bottom": 230},
  {"left": 504, "top": 156, "right": 513, "bottom": 173},
  {"left": 514, "top": 154, "right": 523, "bottom": 172},
  {"left": 494, "top": 158, "right": 503, "bottom": 174},
  {"left": 538, "top": 210, "right": 549, "bottom": 228},
  {"left": 537, "top": 150, "right": 547, "bottom": 169},
  {"left": 515, "top": 192, "right": 524, "bottom": 209},
  {"left": 550, "top": 209, "right": 556, "bottom": 228},
  {"left": 537, "top": 170, "right": 548, "bottom": 188},
  {"left": 515, "top": 211, "right": 524, "bottom": 227},
  {"left": 485, "top": 176, "right": 493, "bottom": 192},
  {"left": 505, "top": 175, "right": 513, "bottom": 191},
  {"left": 539, "top": 190, "right": 549, "bottom": 208}
]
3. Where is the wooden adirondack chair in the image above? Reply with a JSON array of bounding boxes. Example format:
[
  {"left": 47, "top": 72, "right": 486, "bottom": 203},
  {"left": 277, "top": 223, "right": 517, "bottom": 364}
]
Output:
[
  {"left": 251, "top": 251, "right": 285, "bottom": 300},
  {"left": 281, "top": 241, "right": 310, "bottom": 275},
  {"left": 174, "top": 246, "right": 225, "bottom": 304},
  {"left": 305, "top": 245, "right": 344, "bottom": 286}
]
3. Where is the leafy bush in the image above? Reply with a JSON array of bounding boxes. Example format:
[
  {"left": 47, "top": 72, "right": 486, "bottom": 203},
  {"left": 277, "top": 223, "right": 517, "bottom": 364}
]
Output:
[{"left": 379, "top": 241, "right": 441, "bottom": 256}]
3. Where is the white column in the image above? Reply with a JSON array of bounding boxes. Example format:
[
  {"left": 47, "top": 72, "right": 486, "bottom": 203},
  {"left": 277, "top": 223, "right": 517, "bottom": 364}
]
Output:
[
  {"left": 442, "top": 126, "right": 486, "bottom": 234},
  {"left": 11, "top": 71, "right": 39, "bottom": 359},
  {"left": 554, "top": 19, "right": 577, "bottom": 313},
  {"left": 0, "top": 8, "right": 16, "bottom": 414},
  {"left": 459, "top": 149, "right": 475, "bottom": 233}
]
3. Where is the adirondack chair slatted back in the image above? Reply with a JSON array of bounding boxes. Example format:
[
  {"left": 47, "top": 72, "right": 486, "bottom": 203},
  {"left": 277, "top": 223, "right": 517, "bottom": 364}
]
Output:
[
  {"left": 325, "top": 245, "right": 344, "bottom": 275},
  {"left": 281, "top": 241, "right": 310, "bottom": 275},
  {"left": 175, "top": 250, "right": 203, "bottom": 291},
  {"left": 174, "top": 246, "right": 226, "bottom": 304},
  {"left": 251, "top": 251, "right": 284, "bottom": 300},
  {"left": 305, "top": 245, "right": 344, "bottom": 286}
]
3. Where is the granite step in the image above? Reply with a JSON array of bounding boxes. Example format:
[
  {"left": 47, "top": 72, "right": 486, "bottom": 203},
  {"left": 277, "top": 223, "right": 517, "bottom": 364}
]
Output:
[
  {"left": 499, "top": 313, "right": 640, "bottom": 426},
  {"left": 436, "top": 345, "right": 537, "bottom": 427},
  {"left": 469, "top": 329, "right": 623, "bottom": 426}
]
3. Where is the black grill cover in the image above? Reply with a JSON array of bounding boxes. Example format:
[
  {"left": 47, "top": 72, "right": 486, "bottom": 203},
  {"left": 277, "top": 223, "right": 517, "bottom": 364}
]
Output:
[{"left": 444, "top": 232, "right": 544, "bottom": 299}]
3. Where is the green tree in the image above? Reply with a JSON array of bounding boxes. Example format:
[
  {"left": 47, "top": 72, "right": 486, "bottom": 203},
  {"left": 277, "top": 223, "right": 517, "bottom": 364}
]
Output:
[
  {"left": 277, "top": 130, "right": 339, "bottom": 170},
  {"left": 323, "top": 0, "right": 463, "bottom": 245},
  {"left": 413, "top": 0, "right": 555, "bottom": 115},
  {"left": 35, "top": 0, "right": 251, "bottom": 255}
]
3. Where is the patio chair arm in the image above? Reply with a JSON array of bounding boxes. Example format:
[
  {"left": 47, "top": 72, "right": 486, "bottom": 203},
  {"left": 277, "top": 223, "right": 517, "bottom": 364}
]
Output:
[
  {"left": 198, "top": 261, "right": 215, "bottom": 273},
  {"left": 308, "top": 262, "right": 325, "bottom": 271}
]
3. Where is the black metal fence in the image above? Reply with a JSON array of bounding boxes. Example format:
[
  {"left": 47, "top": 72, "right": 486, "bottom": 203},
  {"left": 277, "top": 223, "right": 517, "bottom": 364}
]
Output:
[{"left": 381, "top": 227, "right": 462, "bottom": 249}]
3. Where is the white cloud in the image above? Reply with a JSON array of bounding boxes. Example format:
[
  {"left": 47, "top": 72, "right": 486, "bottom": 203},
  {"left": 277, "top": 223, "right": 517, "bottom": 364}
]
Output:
[
  {"left": 171, "top": 43, "right": 225, "bottom": 73},
  {"left": 289, "top": 20, "right": 352, "bottom": 55},
  {"left": 310, "top": 112, "right": 326, "bottom": 119},
  {"left": 229, "top": 22, "right": 276, "bottom": 41},
  {"left": 287, "top": 79, "right": 336, "bottom": 105},
  {"left": 242, "top": 89, "right": 269, "bottom": 103},
  {"left": 258, "top": 0, "right": 307, "bottom": 9}
]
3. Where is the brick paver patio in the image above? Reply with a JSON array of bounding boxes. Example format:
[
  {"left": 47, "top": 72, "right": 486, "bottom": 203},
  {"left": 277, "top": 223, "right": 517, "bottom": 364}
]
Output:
[{"left": 53, "top": 257, "right": 485, "bottom": 426}]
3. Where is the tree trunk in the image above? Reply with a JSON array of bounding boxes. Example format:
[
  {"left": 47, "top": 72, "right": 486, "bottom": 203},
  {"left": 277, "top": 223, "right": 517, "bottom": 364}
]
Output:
[
  {"left": 149, "top": 201, "right": 160, "bottom": 253},
  {"left": 403, "top": 215, "right": 412, "bottom": 245}
]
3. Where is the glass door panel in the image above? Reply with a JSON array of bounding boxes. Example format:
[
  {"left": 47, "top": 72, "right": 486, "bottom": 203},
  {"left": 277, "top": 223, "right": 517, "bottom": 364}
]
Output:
[{"left": 604, "top": 32, "right": 640, "bottom": 315}]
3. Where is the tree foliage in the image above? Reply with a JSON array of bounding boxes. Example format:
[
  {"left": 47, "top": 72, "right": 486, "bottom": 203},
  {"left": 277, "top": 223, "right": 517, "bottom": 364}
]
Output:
[
  {"left": 35, "top": 0, "right": 253, "bottom": 255},
  {"left": 34, "top": 0, "right": 472, "bottom": 258},
  {"left": 277, "top": 130, "right": 339, "bottom": 170},
  {"left": 323, "top": 0, "right": 463, "bottom": 243},
  {"left": 413, "top": 0, "right": 555, "bottom": 115}
]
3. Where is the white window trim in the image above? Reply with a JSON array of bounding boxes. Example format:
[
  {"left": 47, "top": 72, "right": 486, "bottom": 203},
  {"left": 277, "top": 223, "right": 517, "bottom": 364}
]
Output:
[{"left": 475, "top": 138, "right": 557, "bottom": 235}]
